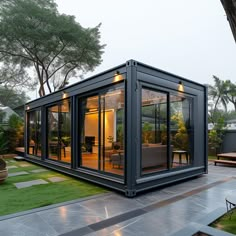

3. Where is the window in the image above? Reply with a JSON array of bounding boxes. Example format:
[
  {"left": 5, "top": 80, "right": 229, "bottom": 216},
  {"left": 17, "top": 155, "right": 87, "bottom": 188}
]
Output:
[
  {"left": 170, "top": 95, "right": 193, "bottom": 168},
  {"left": 141, "top": 88, "right": 194, "bottom": 175},
  {"left": 79, "top": 84, "right": 125, "bottom": 176},
  {"left": 141, "top": 88, "right": 168, "bottom": 174},
  {"left": 47, "top": 99, "right": 71, "bottom": 163},
  {"left": 27, "top": 109, "right": 41, "bottom": 157}
]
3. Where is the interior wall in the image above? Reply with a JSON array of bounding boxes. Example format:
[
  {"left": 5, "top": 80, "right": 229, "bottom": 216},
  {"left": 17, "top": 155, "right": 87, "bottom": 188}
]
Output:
[{"left": 84, "top": 111, "right": 114, "bottom": 147}]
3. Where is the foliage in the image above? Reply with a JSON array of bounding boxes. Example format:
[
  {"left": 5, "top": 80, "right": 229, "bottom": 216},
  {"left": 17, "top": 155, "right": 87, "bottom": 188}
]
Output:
[
  {"left": 0, "top": 86, "right": 30, "bottom": 109},
  {"left": 0, "top": 0, "right": 105, "bottom": 96},
  {"left": 211, "top": 209, "right": 236, "bottom": 234},
  {"left": 208, "top": 77, "right": 236, "bottom": 124},
  {"left": 0, "top": 110, "right": 6, "bottom": 123},
  {"left": 208, "top": 117, "right": 226, "bottom": 155},
  {"left": 142, "top": 122, "right": 152, "bottom": 143},
  {"left": 0, "top": 114, "right": 24, "bottom": 153},
  {"left": 0, "top": 127, "right": 8, "bottom": 154},
  {"left": 208, "top": 75, "right": 229, "bottom": 124},
  {"left": 171, "top": 113, "right": 189, "bottom": 150},
  {"left": 225, "top": 80, "right": 236, "bottom": 111},
  {"left": 160, "top": 124, "right": 167, "bottom": 145}
]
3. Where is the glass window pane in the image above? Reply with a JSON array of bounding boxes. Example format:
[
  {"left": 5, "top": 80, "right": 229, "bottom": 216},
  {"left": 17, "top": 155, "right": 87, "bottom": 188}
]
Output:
[
  {"left": 48, "top": 105, "right": 59, "bottom": 160},
  {"left": 79, "top": 84, "right": 125, "bottom": 177},
  {"left": 80, "top": 95, "right": 99, "bottom": 170},
  {"left": 141, "top": 89, "right": 168, "bottom": 174},
  {"left": 101, "top": 86, "right": 125, "bottom": 176},
  {"left": 47, "top": 100, "right": 71, "bottom": 163},
  {"left": 27, "top": 110, "right": 41, "bottom": 157},
  {"left": 170, "top": 95, "right": 193, "bottom": 168},
  {"left": 61, "top": 100, "right": 71, "bottom": 163}
]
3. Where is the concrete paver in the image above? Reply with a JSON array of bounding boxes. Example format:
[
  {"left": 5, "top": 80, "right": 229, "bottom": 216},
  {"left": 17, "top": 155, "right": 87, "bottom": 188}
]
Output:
[
  {"left": 30, "top": 169, "right": 48, "bottom": 173},
  {"left": 8, "top": 171, "right": 29, "bottom": 177},
  {"left": 7, "top": 166, "right": 18, "bottom": 169},
  {"left": 1, "top": 163, "right": 236, "bottom": 236},
  {"left": 14, "top": 179, "right": 48, "bottom": 189},
  {"left": 48, "top": 177, "right": 67, "bottom": 183}
]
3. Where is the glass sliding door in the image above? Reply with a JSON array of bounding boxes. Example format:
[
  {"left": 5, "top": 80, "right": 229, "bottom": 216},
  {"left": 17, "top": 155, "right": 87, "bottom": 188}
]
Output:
[
  {"left": 27, "top": 109, "right": 41, "bottom": 157},
  {"left": 170, "top": 95, "right": 193, "bottom": 168},
  {"left": 79, "top": 83, "right": 125, "bottom": 176},
  {"left": 100, "top": 87, "right": 125, "bottom": 175},
  {"left": 47, "top": 99, "right": 71, "bottom": 163},
  {"left": 80, "top": 95, "right": 99, "bottom": 170},
  {"left": 141, "top": 88, "right": 168, "bottom": 174}
]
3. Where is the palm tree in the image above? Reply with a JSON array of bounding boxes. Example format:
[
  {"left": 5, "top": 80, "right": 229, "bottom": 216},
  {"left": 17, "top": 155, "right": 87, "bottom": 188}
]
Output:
[
  {"left": 208, "top": 75, "right": 229, "bottom": 113},
  {"left": 225, "top": 80, "right": 236, "bottom": 111}
]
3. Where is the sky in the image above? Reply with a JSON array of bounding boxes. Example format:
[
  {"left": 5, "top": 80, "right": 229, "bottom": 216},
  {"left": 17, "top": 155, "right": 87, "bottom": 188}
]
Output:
[{"left": 33, "top": 0, "right": 236, "bottom": 98}]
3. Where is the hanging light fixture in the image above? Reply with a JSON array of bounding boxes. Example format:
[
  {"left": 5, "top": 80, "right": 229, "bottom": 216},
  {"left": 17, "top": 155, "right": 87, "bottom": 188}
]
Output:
[
  {"left": 178, "top": 81, "right": 184, "bottom": 92},
  {"left": 113, "top": 71, "right": 123, "bottom": 83}
]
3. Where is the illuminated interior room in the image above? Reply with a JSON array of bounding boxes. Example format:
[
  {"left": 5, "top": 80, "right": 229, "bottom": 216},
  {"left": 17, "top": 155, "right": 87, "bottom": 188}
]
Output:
[{"left": 25, "top": 60, "right": 207, "bottom": 197}]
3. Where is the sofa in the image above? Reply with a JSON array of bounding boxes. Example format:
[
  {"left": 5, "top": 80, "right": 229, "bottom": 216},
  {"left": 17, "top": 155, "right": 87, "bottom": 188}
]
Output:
[{"left": 142, "top": 144, "right": 168, "bottom": 168}]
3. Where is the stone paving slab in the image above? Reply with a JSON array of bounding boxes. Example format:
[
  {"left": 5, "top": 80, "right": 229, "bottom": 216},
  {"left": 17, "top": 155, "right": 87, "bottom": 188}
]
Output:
[
  {"left": 30, "top": 169, "right": 48, "bottom": 173},
  {"left": 8, "top": 171, "right": 29, "bottom": 177},
  {"left": 14, "top": 156, "right": 25, "bottom": 161},
  {"left": 1, "top": 165, "right": 236, "bottom": 236},
  {"left": 48, "top": 177, "right": 67, "bottom": 183},
  {"left": 7, "top": 166, "right": 18, "bottom": 169},
  {"left": 14, "top": 179, "right": 48, "bottom": 189},
  {"left": 18, "top": 163, "right": 32, "bottom": 167}
]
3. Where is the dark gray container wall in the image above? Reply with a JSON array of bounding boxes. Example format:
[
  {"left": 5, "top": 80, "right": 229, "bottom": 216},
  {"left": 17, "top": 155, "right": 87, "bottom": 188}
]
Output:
[
  {"left": 24, "top": 59, "right": 207, "bottom": 197},
  {"left": 222, "top": 130, "right": 236, "bottom": 153},
  {"left": 131, "top": 62, "right": 207, "bottom": 194}
]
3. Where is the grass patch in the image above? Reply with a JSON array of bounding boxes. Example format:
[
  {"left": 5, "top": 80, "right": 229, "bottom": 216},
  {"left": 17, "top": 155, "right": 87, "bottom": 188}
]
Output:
[
  {"left": 211, "top": 209, "right": 236, "bottom": 234},
  {"left": 0, "top": 159, "right": 108, "bottom": 216},
  {"left": 208, "top": 155, "right": 217, "bottom": 161}
]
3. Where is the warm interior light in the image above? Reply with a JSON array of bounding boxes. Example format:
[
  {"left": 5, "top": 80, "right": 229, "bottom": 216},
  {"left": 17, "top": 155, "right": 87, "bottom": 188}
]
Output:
[
  {"left": 178, "top": 81, "right": 184, "bottom": 92},
  {"left": 62, "top": 91, "right": 68, "bottom": 99},
  {"left": 26, "top": 106, "right": 30, "bottom": 110},
  {"left": 113, "top": 71, "right": 123, "bottom": 83},
  {"left": 89, "top": 108, "right": 98, "bottom": 112}
]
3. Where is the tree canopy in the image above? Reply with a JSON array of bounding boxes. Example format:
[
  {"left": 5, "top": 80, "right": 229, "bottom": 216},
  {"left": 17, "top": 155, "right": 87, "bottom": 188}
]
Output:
[
  {"left": 208, "top": 75, "right": 236, "bottom": 125},
  {"left": 0, "top": 86, "right": 30, "bottom": 109},
  {"left": 0, "top": 0, "right": 105, "bottom": 96}
]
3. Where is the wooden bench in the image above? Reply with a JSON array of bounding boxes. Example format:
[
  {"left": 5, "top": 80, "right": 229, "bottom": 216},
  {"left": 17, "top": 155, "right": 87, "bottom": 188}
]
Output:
[
  {"left": 214, "top": 159, "right": 236, "bottom": 166},
  {"left": 214, "top": 152, "right": 236, "bottom": 166}
]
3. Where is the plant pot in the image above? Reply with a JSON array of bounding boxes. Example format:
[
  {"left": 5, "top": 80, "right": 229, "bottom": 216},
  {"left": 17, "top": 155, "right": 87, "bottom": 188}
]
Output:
[{"left": 0, "top": 169, "right": 8, "bottom": 183}]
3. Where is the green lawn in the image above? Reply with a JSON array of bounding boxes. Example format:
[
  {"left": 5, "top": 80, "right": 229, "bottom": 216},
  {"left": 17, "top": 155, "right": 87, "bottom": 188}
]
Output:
[
  {"left": 0, "top": 159, "right": 108, "bottom": 216},
  {"left": 208, "top": 155, "right": 217, "bottom": 161},
  {"left": 211, "top": 209, "right": 236, "bottom": 234}
]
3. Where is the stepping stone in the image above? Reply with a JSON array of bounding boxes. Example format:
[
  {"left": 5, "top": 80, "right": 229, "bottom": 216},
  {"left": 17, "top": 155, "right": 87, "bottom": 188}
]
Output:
[
  {"left": 14, "top": 179, "right": 48, "bottom": 189},
  {"left": 7, "top": 166, "right": 18, "bottom": 169},
  {"left": 48, "top": 176, "right": 67, "bottom": 183},
  {"left": 19, "top": 163, "right": 32, "bottom": 167},
  {"left": 8, "top": 171, "right": 29, "bottom": 177},
  {"left": 30, "top": 169, "right": 48, "bottom": 173},
  {"left": 14, "top": 156, "right": 25, "bottom": 161},
  {"left": 9, "top": 160, "right": 16, "bottom": 163}
]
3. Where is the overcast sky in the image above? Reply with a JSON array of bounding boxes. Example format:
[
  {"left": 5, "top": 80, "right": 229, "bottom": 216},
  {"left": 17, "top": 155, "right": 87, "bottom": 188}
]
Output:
[{"left": 54, "top": 1, "right": 236, "bottom": 88}]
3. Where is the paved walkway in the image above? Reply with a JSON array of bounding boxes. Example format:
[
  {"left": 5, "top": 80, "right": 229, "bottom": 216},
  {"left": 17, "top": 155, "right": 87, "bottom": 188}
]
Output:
[{"left": 1, "top": 163, "right": 236, "bottom": 236}]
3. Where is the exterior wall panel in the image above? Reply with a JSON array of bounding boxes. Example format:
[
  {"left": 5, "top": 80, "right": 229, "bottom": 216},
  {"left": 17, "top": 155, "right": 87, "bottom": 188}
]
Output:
[{"left": 25, "top": 60, "right": 207, "bottom": 197}]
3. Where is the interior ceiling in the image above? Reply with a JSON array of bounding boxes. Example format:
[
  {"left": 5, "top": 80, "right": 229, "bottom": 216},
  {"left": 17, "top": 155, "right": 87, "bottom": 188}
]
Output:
[{"left": 221, "top": 0, "right": 236, "bottom": 42}]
